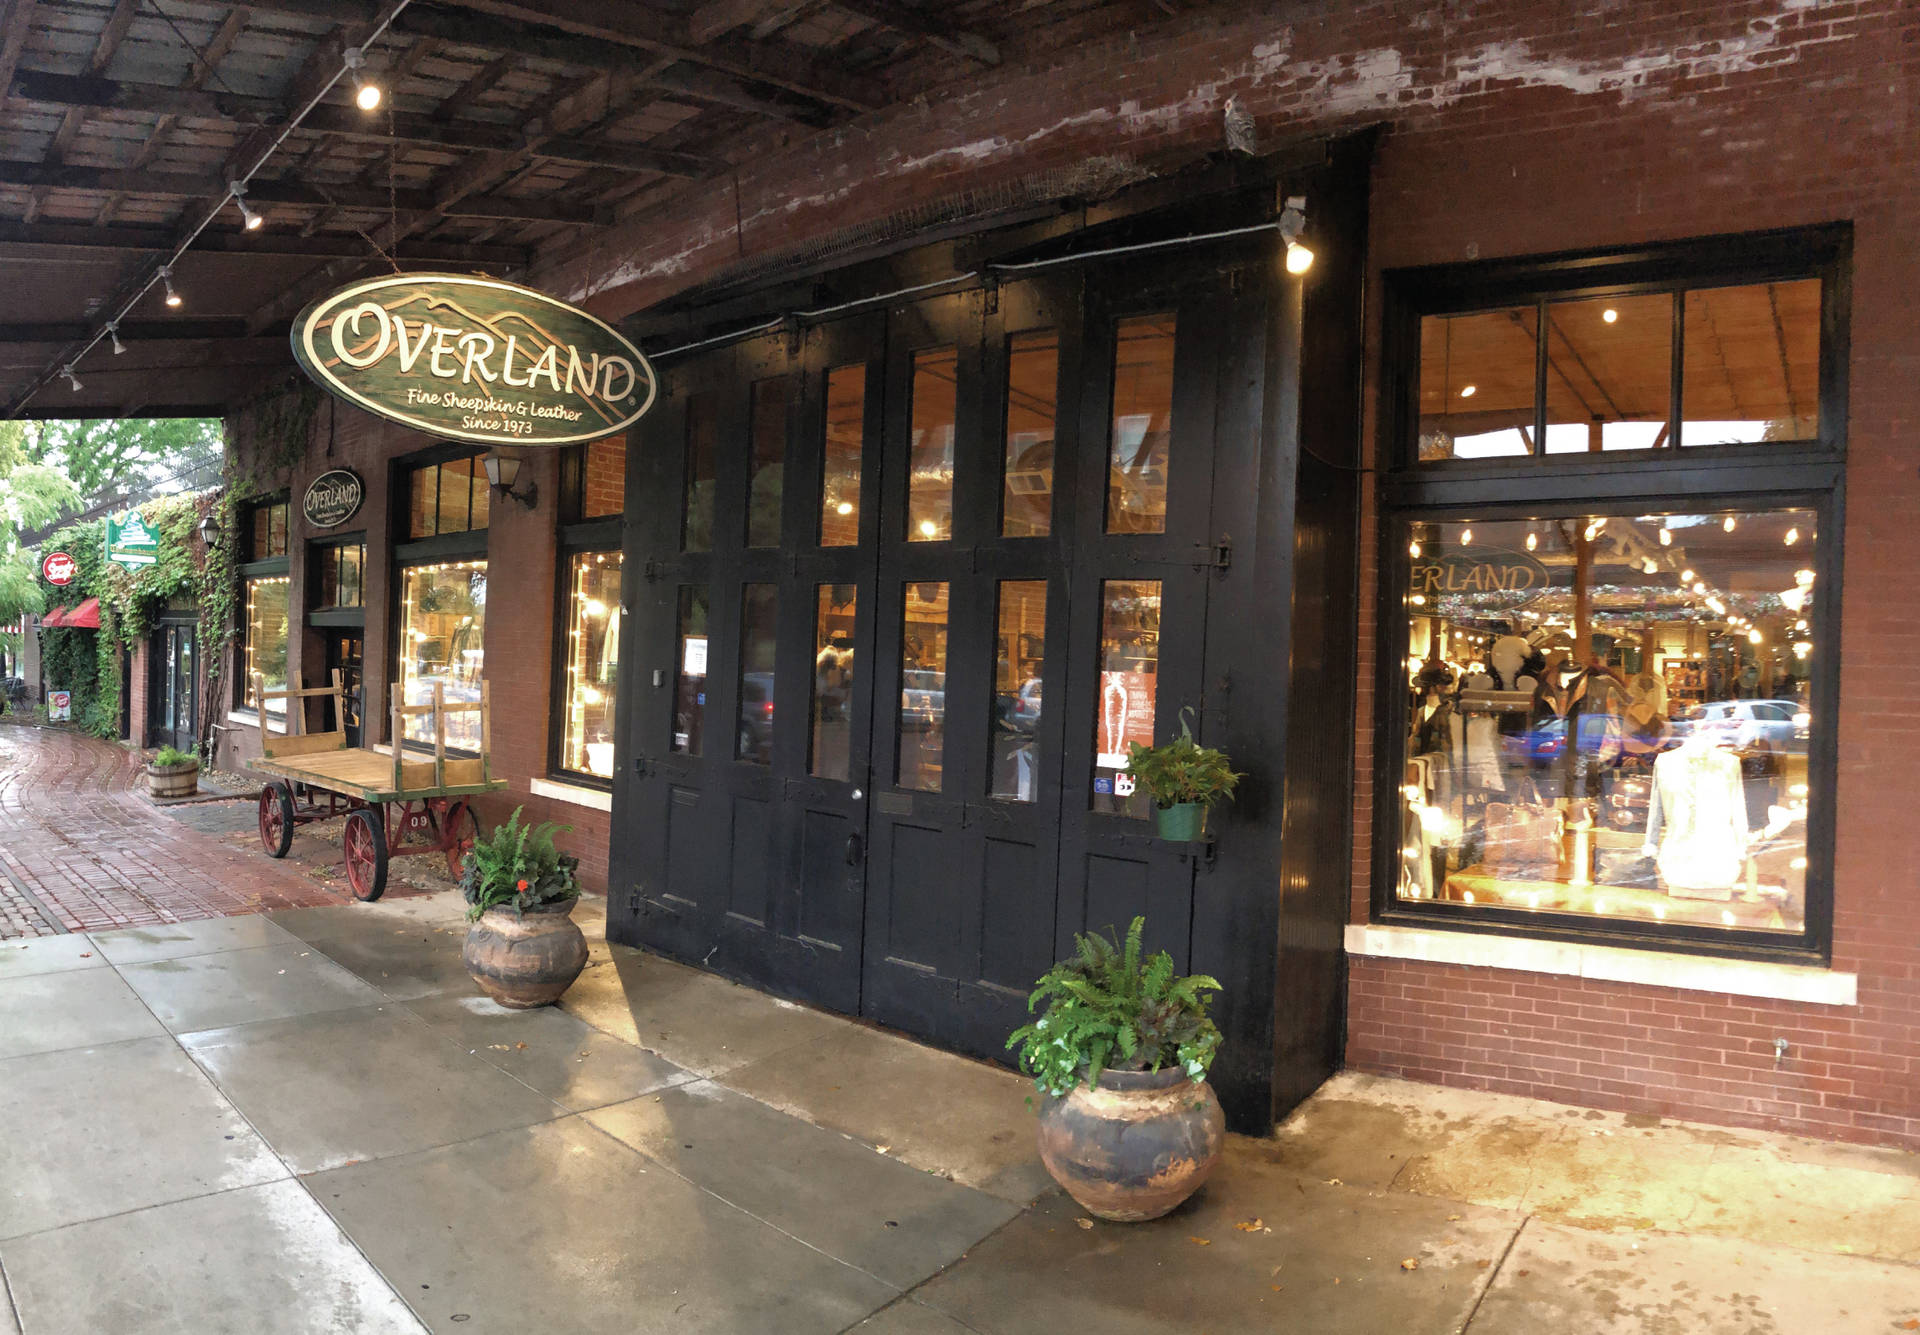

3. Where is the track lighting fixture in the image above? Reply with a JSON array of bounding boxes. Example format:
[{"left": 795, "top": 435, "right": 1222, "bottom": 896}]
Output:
[
  {"left": 108, "top": 322, "right": 125, "bottom": 355},
  {"left": 160, "top": 265, "right": 181, "bottom": 308},
  {"left": 1278, "top": 195, "right": 1314, "bottom": 274},
  {"left": 62, "top": 365, "right": 81, "bottom": 392},
  {"left": 343, "top": 46, "right": 382, "bottom": 111},
  {"left": 229, "top": 182, "right": 263, "bottom": 230}
]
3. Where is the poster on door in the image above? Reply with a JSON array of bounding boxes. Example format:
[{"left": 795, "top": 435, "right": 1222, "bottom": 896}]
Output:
[{"left": 1096, "top": 670, "right": 1155, "bottom": 769}]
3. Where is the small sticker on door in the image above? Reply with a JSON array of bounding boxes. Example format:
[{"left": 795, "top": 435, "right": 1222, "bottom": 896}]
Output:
[{"left": 1093, "top": 776, "right": 1114, "bottom": 795}]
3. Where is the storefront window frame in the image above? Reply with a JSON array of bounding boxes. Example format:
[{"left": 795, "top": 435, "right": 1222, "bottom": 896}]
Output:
[
  {"left": 391, "top": 445, "right": 491, "bottom": 752},
  {"left": 549, "top": 516, "right": 623, "bottom": 789},
  {"left": 1374, "top": 227, "right": 1849, "bottom": 966},
  {"left": 233, "top": 494, "right": 290, "bottom": 720}
]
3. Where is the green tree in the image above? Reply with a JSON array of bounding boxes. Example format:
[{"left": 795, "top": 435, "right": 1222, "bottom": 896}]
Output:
[
  {"left": 0, "top": 423, "right": 79, "bottom": 631},
  {"left": 23, "top": 418, "right": 222, "bottom": 510}
]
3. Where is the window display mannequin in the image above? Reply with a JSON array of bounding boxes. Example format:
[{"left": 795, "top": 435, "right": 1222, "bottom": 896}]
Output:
[{"left": 1643, "top": 732, "right": 1749, "bottom": 896}]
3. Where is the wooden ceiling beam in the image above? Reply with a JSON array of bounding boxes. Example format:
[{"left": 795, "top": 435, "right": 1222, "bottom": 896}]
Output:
[
  {"left": 9, "top": 70, "right": 713, "bottom": 177},
  {"left": 0, "top": 219, "right": 530, "bottom": 264},
  {"left": 0, "top": 0, "right": 37, "bottom": 99},
  {"left": 832, "top": 1, "right": 1000, "bottom": 65},
  {"left": 394, "top": 1, "right": 881, "bottom": 112}
]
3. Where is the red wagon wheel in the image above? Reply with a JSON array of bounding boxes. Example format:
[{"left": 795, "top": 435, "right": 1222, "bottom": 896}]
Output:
[
  {"left": 258, "top": 784, "right": 294, "bottom": 858},
  {"left": 343, "top": 807, "right": 388, "bottom": 901},
  {"left": 441, "top": 801, "right": 480, "bottom": 881}
]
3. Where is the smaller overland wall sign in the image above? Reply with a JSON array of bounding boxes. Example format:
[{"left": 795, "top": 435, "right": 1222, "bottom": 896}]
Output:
[{"left": 291, "top": 274, "right": 656, "bottom": 447}]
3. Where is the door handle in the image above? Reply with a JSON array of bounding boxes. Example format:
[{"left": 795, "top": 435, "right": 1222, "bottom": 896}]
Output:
[
  {"left": 845, "top": 832, "right": 864, "bottom": 866},
  {"left": 633, "top": 757, "right": 650, "bottom": 779}
]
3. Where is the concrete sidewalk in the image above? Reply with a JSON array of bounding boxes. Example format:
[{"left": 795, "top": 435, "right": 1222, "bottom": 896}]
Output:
[{"left": 1, "top": 890, "right": 1916, "bottom": 1333}]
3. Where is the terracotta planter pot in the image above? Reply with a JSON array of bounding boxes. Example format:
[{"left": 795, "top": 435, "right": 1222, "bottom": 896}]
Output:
[
  {"left": 1036, "top": 1065, "right": 1225, "bottom": 1222},
  {"left": 147, "top": 760, "right": 199, "bottom": 799},
  {"left": 463, "top": 898, "right": 588, "bottom": 1009}
]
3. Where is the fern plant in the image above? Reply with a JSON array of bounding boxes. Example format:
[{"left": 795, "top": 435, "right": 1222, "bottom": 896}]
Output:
[
  {"left": 460, "top": 805, "right": 581, "bottom": 921},
  {"left": 1007, "top": 917, "right": 1223, "bottom": 1098},
  {"left": 150, "top": 744, "right": 197, "bottom": 768}
]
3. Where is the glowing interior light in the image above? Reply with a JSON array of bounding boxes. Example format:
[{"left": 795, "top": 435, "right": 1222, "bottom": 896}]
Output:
[
  {"left": 1784, "top": 527, "right": 1799, "bottom": 545},
  {"left": 1795, "top": 569, "right": 1815, "bottom": 586},
  {"left": 1653, "top": 906, "right": 1667, "bottom": 920},
  {"left": 1659, "top": 528, "right": 1672, "bottom": 546},
  {"left": 1721, "top": 910, "right": 1736, "bottom": 926},
  {"left": 1459, "top": 384, "right": 1477, "bottom": 398},
  {"left": 1791, "top": 856, "right": 1808, "bottom": 870},
  {"left": 918, "top": 519, "right": 939, "bottom": 537},
  {"left": 1681, "top": 569, "right": 1695, "bottom": 582},
  {"left": 1409, "top": 540, "right": 1422, "bottom": 557},
  {"left": 1748, "top": 629, "right": 1763, "bottom": 644},
  {"left": 1602, "top": 308, "right": 1619, "bottom": 323},
  {"left": 1525, "top": 531, "right": 1537, "bottom": 551},
  {"left": 1723, "top": 516, "right": 1737, "bottom": 532},
  {"left": 1460, "top": 891, "right": 1475, "bottom": 904},
  {"left": 836, "top": 501, "right": 854, "bottom": 515},
  {"left": 1285, "top": 242, "right": 1315, "bottom": 274},
  {"left": 1460, "top": 528, "right": 1472, "bottom": 545}
]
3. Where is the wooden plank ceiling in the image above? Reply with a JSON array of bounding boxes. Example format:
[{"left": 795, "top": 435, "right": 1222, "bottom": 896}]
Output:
[{"left": 0, "top": 0, "right": 1181, "bottom": 419}]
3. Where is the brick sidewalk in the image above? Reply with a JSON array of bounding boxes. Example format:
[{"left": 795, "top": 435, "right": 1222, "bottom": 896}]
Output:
[{"left": 0, "top": 724, "right": 359, "bottom": 938}]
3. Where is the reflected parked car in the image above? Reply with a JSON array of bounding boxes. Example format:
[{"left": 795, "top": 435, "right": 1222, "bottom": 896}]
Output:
[
  {"left": 900, "top": 669, "right": 945, "bottom": 730},
  {"left": 1673, "top": 699, "right": 1807, "bottom": 751},
  {"left": 738, "top": 672, "right": 775, "bottom": 760},
  {"left": 1499, "top": 714, "right": 1630, "bottom": 764}
]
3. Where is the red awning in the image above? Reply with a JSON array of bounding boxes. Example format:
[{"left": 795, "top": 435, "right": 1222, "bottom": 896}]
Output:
[
  {"left": 40, "top": 606, "right": 68, "bottom": 627},
  {"left": 63, "top": 598, "right": 101, "bottom": 629}
]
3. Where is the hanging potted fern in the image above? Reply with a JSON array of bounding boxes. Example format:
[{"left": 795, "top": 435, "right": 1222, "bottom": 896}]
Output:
[
  {"left": 1124, "top": 709, "right": 1243, "bottom": 841},
  {"left": 1007, "top": 917, "right": 1226, "bottom": 1221},
  {"left": 460, "top": 807, "right": 588, "bottom": 1009}
]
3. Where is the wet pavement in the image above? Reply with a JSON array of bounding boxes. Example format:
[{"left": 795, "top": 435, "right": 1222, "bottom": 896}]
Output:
[{"left": 4, "top": 722, "right": 1920, "bottom": 1331}]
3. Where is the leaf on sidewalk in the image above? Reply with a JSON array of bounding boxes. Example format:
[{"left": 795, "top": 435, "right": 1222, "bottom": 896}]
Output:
[
  {"left": 1400, "top": 1258, "right": 1420, "bottom": 1271},
  {"left": 1234, "top": 1218, "right": 1265, "bottom": 1231},
  {"left": 1076, "top": 1218, "right": 1094, "bottom": 1230},
  {"left": 1189, "top": 1236, "right": 1211, "bottom": 1246}
]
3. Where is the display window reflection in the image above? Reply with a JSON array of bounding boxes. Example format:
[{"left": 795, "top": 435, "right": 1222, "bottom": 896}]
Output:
[
  {"left": 399, "top": 561, "right": 486, "bottom": 750},
  {"left": 897, "top": 582, "right": 949, "bottom": 790},
  {"left": 810, "top": 585, "right": 857, "bottom": 781},
  {"left": 1001, "top": 331, "right": 1058, "bottom": 537},
  {"left": 736, "top": 584, "right": 778, "bottom": 764},
  {"left": 1396, "top": 509, "right": 1817, "bottom": 934},
  {"left": 748, "top": 376, "right": 789, "bottom": 548},
  {"left": 1093, "top": 579, "right": 1159, "bottom": 816},
  {"left": 990, "top": 581, "right": 1047, "bottom": 802},
  {"left": 683, "top": 393, "right": 717, "bottom": 552},
  {"left": 819, "top": 366, "right": 864, "bottom": 546},
  {"left": 559, "top": 552, "right": 621, "bottom": 781},
  {"left": 908, "top": 349, "right": 957, "bottom": 542}
]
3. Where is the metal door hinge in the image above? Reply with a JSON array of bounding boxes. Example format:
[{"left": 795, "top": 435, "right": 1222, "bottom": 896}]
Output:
[{"left": 1208, "top": 535, "right": 1232, "bottom": 570}]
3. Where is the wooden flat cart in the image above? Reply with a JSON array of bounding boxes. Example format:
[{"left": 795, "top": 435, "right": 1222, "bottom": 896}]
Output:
[{"left": 246, "top": 672, "right": 505, "bottom": 901}]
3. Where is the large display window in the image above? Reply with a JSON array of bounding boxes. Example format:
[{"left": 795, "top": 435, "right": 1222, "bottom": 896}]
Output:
[
  {"left": 1380, "top": 227, "right": 1846, "bottom": 959},
  {"left": 244, "top": 575, "right": 289, "bottom": 718},
  {"left": 1394, "top": 508, "right": 1817, "bottom": 935},
  {"left": 558, "top": 552, "right": 620, "bottom": 780}
]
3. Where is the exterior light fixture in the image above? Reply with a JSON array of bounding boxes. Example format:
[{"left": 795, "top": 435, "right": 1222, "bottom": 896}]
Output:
[
  {"left": 230, "top": 182, "right": 263, "bottom": 230},
  {"left": 198, "top": 512, "right": 221, "bottom": 548},
  {"left": 343, "top": 47, "right": 382, "bottom": 111},
  {"left": 62, "top": 365, "right": 81, "bottom": 392},
  {"left": 108, "top": 322, "right": 125, "bottom": 355},
  {"left": 160, "top": 265, "right": 182, "bottom": 307},
  {"left": 1277, "top": 195, "right": 1313, "bottom": 274},
  {"left": 482, "top": 450, "right": 538, "bottom": 509}
]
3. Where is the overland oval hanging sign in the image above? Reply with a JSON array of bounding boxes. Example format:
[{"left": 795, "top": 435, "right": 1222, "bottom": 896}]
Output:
[{"left": 291, "top": 274, "right": 656, "bottom": 447}]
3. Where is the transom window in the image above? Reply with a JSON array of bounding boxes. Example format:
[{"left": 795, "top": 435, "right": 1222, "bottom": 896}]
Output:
[{"left": 406, "top": 456, "right": 489, "bottom": 538}]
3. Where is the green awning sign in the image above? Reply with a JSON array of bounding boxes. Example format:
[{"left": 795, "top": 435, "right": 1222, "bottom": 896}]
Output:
[
  {"left": 106, "top": 508, "right": 160, "bottom": 567},
  {"left": 290, "top": 273, "right": 657, "bottom": 447}
]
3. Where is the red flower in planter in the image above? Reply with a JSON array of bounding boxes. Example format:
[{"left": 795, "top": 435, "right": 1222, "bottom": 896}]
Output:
[{"left": 516, "top": 879, "right": 529, "bottom": 891}]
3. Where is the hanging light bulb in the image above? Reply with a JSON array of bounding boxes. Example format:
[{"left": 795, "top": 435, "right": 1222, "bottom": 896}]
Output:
[
  {"left": 159, "top": 265, "right": 181, "bottom": 307},
  {"left": 1659, "top": 527, "right": 1672, "bottom": 546},
  {"left": 1748, "top": 629, "right": 1763, "bottom": 645},
  {"left": 1681, "top": 569, "right": 1695, "bottom": 582},
  {"left": 229, "top": 182, "right": 263, "bottom": 230},
  {"left": 1601, "top": 308, "right": 1619, "bottom": 324},
  {"left": 1723, "top": 515, "right": 1737, "bottom": 532},
  {"left": 1408, "top": 539, "right": 1422, "bottom": 558},
  {"left": 1459, "top": 384, "right": 1477, "bottom": 399},
  {"left": 108, "top": 322, "right": 125, "bottom": 355},
  {"left": 1460, "top": 527, "right": 1473, "bottom": 545},
  {"left": 1525, "top": 530, "right": 1538, "bottom": 551},
  {"left": 1784, "top": 527, "right": 1799, "bottom": 546},
  {"left": 62, "top": 365, "right": 82, "bottom": 392},
  {"left": 343, "top": 46, "right": 382, "bottom": 111}
]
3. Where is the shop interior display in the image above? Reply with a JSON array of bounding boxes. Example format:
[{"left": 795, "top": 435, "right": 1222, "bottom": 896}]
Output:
[{"left": 1398, "top": 509, "right": 1815, "bottom": 933}]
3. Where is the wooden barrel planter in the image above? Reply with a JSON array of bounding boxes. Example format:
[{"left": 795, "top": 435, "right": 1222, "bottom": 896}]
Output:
[
  {"left": 463, "top": 898, "right": 588, "bottom": 1008},
  {"left": 147, "top": 759, "right": 199, "bottom": 799},
  {"left": 1036, "top": 1066, "right": 1226, "bottom": 1222}
]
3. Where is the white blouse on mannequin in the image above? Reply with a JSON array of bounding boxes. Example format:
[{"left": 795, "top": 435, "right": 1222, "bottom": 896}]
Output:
[{"left": 1643, "top": 736, "right": 1749, "bottom": 892}]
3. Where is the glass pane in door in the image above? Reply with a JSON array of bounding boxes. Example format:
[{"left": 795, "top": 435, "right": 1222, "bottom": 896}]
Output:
[
  {"left": 1001, "top": 331, "right": 1058, "bottom": 537},
  {"left": 748, "top": 377, "right": 789, "bottom": 547},
  {"left": 908, "top": 348, "right": 957, "bottom": 542},
  {"left": 1106, "top": 315, "right": 1175, "bottom": 534},
  {"left": 683, "top": 393, "right": 717, "bottom": 552},
  {"left": 810, "top": 585, "right": 857, "bottom": 781},
  {"left": 820, "top": 365, "right": 864, "bottom": 546},
  {"left": 671, "top": 586, "right": 709, "bottom": 755},
  {"left": 989, "top": 581, "right": 1047, "bottom": 801},
  {"left": 736, "top": 583, "right": 778, "bottom": 764},
  {"left": 1093, "top": 579, "right": 1160, "bottom": 816},
  {"left": 897, "top": 582, "right": 949, "bottom": 790}
]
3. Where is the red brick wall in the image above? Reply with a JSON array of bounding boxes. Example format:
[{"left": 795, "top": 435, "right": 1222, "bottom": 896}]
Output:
[
  {"left": 218, "top": 407, "right": 613, "bottom": 892},
  {"left": 523, "top": 0, "right": 1919, "bottom": 1144}
]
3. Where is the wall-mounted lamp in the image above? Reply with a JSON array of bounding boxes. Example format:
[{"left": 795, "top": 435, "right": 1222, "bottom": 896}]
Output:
[
  {"left": 483, "top": 451, "right": 538, "bottom": 510},
  {"left": 1278, "top": 195, "right": 1314, "bottom": 275},
  {"left": 198, "top": 512, "right": 222, "bottom": 549}
]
